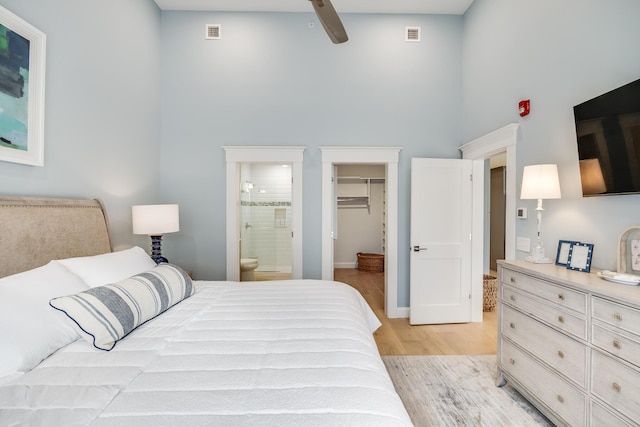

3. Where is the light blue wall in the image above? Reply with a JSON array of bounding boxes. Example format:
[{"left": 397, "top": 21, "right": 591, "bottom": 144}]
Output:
[
  {"left": 0, "top": 0, "right": 161, "bottom": 249},
  {"left": 11, "top": 1, "right": 637, "bottom": 306},
  {"left": 160, "top": 12, "right": 464, "bottom": 306},
  {"left": 463, "top": 0, "right": 640, "bottom": 271}
]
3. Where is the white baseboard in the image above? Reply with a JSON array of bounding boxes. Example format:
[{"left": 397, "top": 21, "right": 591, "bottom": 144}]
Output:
[
  {"left": 387, "top": 306, "right": 410, "bottom": 319},
  {"left": 334, "top": 262, "right": 356, "bottom": 269}
]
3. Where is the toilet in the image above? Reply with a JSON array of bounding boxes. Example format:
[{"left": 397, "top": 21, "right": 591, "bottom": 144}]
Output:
[{"left": 240, "top": 258, "right": 259, "bottom": 281}]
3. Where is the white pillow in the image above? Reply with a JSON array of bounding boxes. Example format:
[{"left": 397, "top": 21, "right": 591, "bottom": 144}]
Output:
[
  {"left": 54, "top": 246, "right": 156, "bottom": 288},
  {"left": 50, "top": 263, "right": 194, "bottom": 351},
  {"left": 0, "top": 261, "right": 89, "bottom": 380}
]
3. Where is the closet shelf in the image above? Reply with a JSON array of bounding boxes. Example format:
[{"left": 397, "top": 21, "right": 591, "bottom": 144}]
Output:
[
  {"left": 337, "top": 196, "right": 370, "bottom": 209},
  {"left": 336, "top": 176, "right": 379, "bottom": 210}
]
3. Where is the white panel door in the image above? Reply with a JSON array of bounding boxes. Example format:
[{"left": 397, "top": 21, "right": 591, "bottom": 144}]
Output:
[{"left": 410, "top": 158, "right": 473, "bottom": 325}]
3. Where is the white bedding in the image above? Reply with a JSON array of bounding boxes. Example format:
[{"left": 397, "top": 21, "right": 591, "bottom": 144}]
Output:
[{"left": 0, "top": 279, "right": 412, "bottom": 426}]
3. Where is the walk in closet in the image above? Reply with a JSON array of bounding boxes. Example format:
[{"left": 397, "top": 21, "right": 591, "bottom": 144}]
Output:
[{"left": 334, "top": 165, "right": 386, "bottom": 269}]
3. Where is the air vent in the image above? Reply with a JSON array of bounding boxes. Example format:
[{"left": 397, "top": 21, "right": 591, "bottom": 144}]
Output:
[
  {"left": 405, "top": 26, "right": 420, "bottom": 42},
  {"left": 206, "top": 24, "right": 221, "bottom": 40}
]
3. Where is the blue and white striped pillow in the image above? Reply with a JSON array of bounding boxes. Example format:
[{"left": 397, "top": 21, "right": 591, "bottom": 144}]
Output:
[{"left": 50, "top": 263, "right": 193, "bottom": 351}]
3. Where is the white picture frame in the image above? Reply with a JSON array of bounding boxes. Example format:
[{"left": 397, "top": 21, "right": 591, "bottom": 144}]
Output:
[
  {"left": 556, "top": 240, "right": 580, "bottom": 267},
  {"left": 567, "top": 242, "right": 594, "bottom": 273},
  {"left": 0, "top": 6, "right": 46, "bottom": 166}
]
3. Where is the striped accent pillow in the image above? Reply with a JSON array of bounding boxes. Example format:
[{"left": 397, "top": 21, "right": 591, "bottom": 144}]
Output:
[{"left": 50, "top": 263, "right": 194, "bottom": 351}]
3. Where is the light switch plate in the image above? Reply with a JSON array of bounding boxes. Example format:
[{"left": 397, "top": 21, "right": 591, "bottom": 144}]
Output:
[
  {"left": 517, "top": 236, "right": 531, "bottom": 252},
  {"left": 517, "top": 207, "right": 528, "bottom": 219}
]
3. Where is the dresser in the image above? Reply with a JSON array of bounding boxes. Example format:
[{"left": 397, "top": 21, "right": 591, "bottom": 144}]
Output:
[{"left": 497, "top": 260, "right": 640, "bottom": 426}]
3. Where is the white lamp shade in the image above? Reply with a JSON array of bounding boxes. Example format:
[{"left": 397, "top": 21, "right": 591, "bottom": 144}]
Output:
[
  {"left": 520, "top": 164, "right": 561, "bottom": 200},
  {"left": 132, "top": 204, "right": 180, "bottom": 235}
]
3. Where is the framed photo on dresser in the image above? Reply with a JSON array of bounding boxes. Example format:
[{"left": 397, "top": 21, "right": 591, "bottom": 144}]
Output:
[
  {"left": 619, "top": 226, "right": 640, "bottom": 275},
  {"left": 556, "top": 240, "right": 580, "bottom": 266},
  {"left": 567, "top": 242, "right": 594, "bottom": 272}
]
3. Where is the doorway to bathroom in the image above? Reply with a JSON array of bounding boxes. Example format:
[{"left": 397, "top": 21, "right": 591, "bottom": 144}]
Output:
[
  {"left": 223, "top": 146, "right": 304, "bottom": 282},
  {"left": 240, "top": 162, "right": 293, "bottom": 281}
]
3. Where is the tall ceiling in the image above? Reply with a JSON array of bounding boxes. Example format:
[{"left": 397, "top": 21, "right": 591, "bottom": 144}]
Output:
[{"left": 153, "top": 0, "right": 474, "bottom": 15}]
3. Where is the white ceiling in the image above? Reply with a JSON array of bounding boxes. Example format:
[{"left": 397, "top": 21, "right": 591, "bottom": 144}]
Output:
[{"left": 153, "top": 0, "right": 474, "bottom": 15}]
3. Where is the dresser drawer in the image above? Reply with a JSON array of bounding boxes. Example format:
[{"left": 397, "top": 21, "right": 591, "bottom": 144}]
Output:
[
  {"left": 590, "top": 400, "right": 635, "bottom": 427},
  {"left": 593, "top": 297, "right": 640, "bottom": 337},
  {"left": 500, "top": 338, "right": 586, "bottom": 426},
  {"left": 502, "top": 284, "right": 587, "bottom": 340},
  {"left": 593, "top": 323, "right": 640, "bottom": 368},
  {"left": 501, "top": 269, "right": 587, "bottom": 314},
  {"left": 501, "top": 304, "right": 587, "bottom": 387},
  {"left": 591, "top": 350, "right": 640, "bottom": 422}
]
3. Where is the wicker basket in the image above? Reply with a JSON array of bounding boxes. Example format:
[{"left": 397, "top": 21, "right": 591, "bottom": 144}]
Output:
[
  {"left": 483, "top": 274, "right": 498, "bottom": 312},
  {"left": 357, "top": 253, "right": 384, "bottom": 272}
]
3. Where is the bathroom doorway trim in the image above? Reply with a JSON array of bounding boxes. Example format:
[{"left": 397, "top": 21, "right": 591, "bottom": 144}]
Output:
[{"left": 223, "top": 146, "right": 305, "bottom": 281}]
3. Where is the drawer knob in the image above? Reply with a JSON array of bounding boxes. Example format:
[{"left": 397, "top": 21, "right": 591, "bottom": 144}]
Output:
[
  {"left": 509, "top": 322, "right": 515, "bottom": 329},
  {"left": 612, "top": 382, "right": 622, "bottom": 393},
  {"left": 509, "top": 358, "right": 515, "bottom": 365},
  {"left": 510, "top": 295, "right": 516, "bottom": 301},
  {"left": 558, "top": 315, "right": 565, "bottom": 323},
  {"left": 557, "top": 293, "right": 565, "bottom": 301},
  {"left": 614, "top": 312, "right": 623, "bottom": 321},
  {"left": 557, "top": 395, "right": 564, "bottom": 404},
  {"left": 557, "top": 350, "right": 565, "bottom": 358},
  {"left": 613, "top": 340, "right": 621, "bottom": 349}
]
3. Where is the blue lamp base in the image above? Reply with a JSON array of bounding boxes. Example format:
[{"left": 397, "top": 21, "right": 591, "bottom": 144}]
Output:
[{"left": 150, "top": 235, "right": 168, "bottom": 264}]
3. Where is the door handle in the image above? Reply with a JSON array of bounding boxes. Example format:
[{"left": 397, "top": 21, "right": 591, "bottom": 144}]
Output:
[{"left": 412, "top": 245, "right": 427, "bottom": 252}]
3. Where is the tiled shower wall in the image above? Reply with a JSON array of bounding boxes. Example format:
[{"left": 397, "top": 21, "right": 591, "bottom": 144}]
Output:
[{"left": 240, "top": 163, "right": 292, "bottom": 272}]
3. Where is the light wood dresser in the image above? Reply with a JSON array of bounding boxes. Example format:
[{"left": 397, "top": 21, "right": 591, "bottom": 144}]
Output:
[{"left": 497, "top": 260, "right": 640, "bottom": 426}]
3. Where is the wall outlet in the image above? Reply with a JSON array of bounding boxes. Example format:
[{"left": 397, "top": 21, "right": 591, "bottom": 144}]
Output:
[{"left": 517, "top": 236, "right": 531, "bottom": 253}]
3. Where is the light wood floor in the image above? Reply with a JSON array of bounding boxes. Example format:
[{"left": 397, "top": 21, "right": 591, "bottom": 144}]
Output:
[{"left": 334, "top": 268, "right": 498, "bottom": 356}]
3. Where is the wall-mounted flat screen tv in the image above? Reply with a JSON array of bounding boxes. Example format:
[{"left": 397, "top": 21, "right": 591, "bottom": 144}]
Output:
[{"left": 573, "top": 77, "right": 640, "bottom": 196}]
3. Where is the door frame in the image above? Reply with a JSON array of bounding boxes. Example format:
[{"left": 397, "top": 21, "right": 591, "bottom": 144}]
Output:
[
  {"left": 320, "top": 147, "right": 402, "bottom": 318},
  {"left": 223, "top": 146, "right": 305, "bottom": 281},
  {"left": 459, "top": 123, "right": 519, "bottom": 321}
]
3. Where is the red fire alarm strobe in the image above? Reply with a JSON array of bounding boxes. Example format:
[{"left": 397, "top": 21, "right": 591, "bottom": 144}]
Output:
[{"left": 519, "top": 99, "right": 530, "bottom": 117}]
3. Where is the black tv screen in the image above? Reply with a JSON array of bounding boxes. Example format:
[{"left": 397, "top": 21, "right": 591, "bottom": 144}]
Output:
[{"left": 573, "top": 77, "right": 640, "bottom": 196}]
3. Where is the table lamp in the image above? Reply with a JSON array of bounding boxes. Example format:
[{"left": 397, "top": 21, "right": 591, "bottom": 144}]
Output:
[
  {"left": 132, "top": 204, "right": 179, "bottom": 263},
  {"left": 520, "top": 164, "right": 561, "bottom": 263}
]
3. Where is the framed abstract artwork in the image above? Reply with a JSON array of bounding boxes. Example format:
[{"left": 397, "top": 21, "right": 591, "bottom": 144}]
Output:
[{"left": 0, "top": 6, "right": 46, "bottom": 166}]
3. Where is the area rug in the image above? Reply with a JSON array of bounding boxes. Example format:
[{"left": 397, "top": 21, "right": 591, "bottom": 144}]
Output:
[{"left": 383, "top": 355, "right": 554, "bottom": 427}]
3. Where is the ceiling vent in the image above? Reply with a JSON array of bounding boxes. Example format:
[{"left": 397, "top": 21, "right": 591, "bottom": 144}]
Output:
[
  {"left": 206, "top": 24, "right": 221, "bottom": 40},
  {"left": 405, "top": 26, "right": 421, "bottom": 42}
]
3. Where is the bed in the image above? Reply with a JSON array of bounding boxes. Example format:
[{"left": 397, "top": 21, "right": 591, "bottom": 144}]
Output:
[{"left": 0, "top": 196, "right": 412, "bottom": 426}]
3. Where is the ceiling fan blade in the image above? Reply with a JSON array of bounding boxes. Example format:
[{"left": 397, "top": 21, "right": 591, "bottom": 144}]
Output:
[{"left": 310, "top": 0, "right": 348, "bottom": 44}]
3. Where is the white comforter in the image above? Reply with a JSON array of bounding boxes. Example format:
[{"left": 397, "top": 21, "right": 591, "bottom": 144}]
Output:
[{"left": 0, "top": 280, "right": 413, "bottom": 426}]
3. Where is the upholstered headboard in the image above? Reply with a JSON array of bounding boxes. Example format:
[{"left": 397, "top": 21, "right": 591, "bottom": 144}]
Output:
[{"left": 0, "top": 196, "right": 112, "bottom": 278}]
